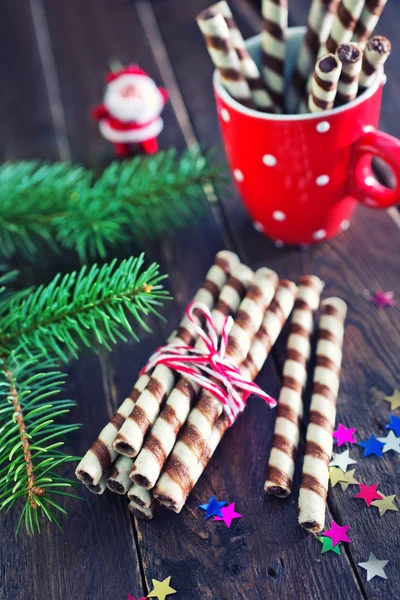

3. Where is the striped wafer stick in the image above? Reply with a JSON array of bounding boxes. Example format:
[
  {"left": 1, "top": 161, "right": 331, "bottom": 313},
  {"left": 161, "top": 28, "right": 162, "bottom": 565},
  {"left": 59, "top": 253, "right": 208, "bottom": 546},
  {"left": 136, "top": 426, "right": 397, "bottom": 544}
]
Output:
[
  {"left": 112, "top": 251, "right": 239, "bottom": 458},
  {"left": 336, "top": 42, "right": 363, "bottom": 103},
  {"left": 264, "top": 276, "right": 324, "bottom": 498},
  {"left": 197, "top": 8, "right": 254, "bottom": 108},
  {"left": 320, "top": 0, "right": 365, "bottom": 55},
  {"left": 359, "top": 35, "right": 391, "bottom": 89},
  {"left": 158, "top": 279, "right": 298, "bottom": 513},
  {"left": 128, "top": 499, "right": 159, "bottom": 520},
  {"left": 309, "top": 54, "right": 342, "bottom": 112},
  {"left": 130, "top": 264, "right": 254, "bottom": 490},
  {"left": 127, "top": 483, "right": 153, "bottom": 508},
  {"left": 86, "top": 472, "right": 108, "bottom": 495},
  {"left": 261, "top": 0, "right": 288, "bottom": 112},
  {"left": 211, "top": 1, "right": 274, "bottom": 112},
  {"left": 353, "top": 0, "right": 387, "bottom": 48},
  {"left": 75, "top": 373, "right": 150, "bottom": 486},
  {"left": 107, "top": 455, "right": 135, "bottom": 495},
  {"left": 287, "top": 0, "right": 340, "bottom": 113},
  {"left": 298, "top": 297, "right": 347, "bottom": 533}
]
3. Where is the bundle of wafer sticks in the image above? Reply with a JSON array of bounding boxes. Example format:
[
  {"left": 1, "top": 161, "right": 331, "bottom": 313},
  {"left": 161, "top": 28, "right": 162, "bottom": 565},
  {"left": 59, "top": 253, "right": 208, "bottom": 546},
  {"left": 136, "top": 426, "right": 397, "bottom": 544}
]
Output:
[
  {"left": 197, "top": 0, "right": 391, "bottom": 115},
  {"left": 76, "top": 252, "right": 347, "bottom": 532}
]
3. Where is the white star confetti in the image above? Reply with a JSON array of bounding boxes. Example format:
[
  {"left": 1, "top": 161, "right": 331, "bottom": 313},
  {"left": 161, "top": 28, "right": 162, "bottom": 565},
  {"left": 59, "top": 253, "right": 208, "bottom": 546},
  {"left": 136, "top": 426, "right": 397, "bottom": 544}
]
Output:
[
  {"left": 358, "top": 553, "right": 389, "bottom": 581},
  {"left": 377, "top": 430, "right": 400, "bottom": 453},
  {"left": 329, "top": 449, "right": 357, "bottom": 472}
]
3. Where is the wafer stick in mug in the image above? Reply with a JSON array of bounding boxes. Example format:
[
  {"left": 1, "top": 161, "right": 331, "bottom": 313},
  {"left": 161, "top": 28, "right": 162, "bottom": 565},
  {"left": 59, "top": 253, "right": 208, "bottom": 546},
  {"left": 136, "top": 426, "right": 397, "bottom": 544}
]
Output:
[
  {"left": 130, "top": 264, "right": 254, "bottom": 491},
  {"left": 309, "top": 54, "right": 342, "bottom": 112},
  {"left": 261, "top": 0, "right": 288, "bottom": 112},
  {"left": 107, "top": 455, "right": 135, "bottom": 495},
  {"left": 265, "top": 276, "right": 324, "bottom": 498},
  {"left": 128, "top": 499, "right": 159, "bottom": 520},
  {"left": 320, "top": 0, "right": 365, "bottom": 55},
  {"left": 352, "top": 0, "right": 387, "bottom": 48},
  {"left": 359, "top": 35, "right": 391, "bottom": 89},
  {"left": 298, "top": 297, "right": 347, "bottom": 533},
  {"left": 336, "top": 42, "right": 362, "bottom": 104},
  {"left": 197, "top": 8, "right": 255, "bottom": 108},
  {"left": 155, "top": 279, "right": 298, "bottom": 513},
  {"left": 287, "top": 0, "right": 339, "bottom": 113},
  {"left": 112, "top": 251, "right": 240, "bottom": 458}
]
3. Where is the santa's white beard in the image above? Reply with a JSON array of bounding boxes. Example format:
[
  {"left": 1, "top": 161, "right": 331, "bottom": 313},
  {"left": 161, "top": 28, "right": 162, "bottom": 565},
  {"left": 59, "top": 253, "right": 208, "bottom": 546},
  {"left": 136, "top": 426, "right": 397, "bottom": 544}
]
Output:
[{"left": 104, "top": 74, "right": 163, "bottom": 123}]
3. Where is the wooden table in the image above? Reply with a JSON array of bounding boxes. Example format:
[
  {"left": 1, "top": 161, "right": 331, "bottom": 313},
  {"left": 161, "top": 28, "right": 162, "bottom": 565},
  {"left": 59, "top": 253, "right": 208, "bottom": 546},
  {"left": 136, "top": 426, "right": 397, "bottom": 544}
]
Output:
[{"left": 1, "top": 1, "right": 399, "bottom": 599}]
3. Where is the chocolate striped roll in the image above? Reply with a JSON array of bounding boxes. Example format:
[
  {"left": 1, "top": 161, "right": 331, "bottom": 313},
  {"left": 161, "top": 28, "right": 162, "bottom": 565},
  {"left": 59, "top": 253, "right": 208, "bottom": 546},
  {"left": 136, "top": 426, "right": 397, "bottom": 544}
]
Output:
[
  {"left": 261, "top": 0, "right": 288, "bottom": 112},
  {"left": 130, "top": 264, "right": 254, "bottom": 491},
  {"left": 336, "top": 42, "right": 362, "bottom": 103},
  {"left": 128, "top": 499, "right": 159, "bottom": 520},
  {"left": 359, "top": 35, "right": 391, "bottom": 89},
  {"left": 153, "top": 268, "right": 279, "bottom": 509},
  {"left": 107, "top": 455, "right": 134, "bottom": 495},
  {"left": 86, "top": 472, "right": 108, "bottom": 495},
  {"left": 112, "top": 251, "right": 239, "bottom": 458},
  {"left": 127, "top": 483, "right": 153, "bottom": 508},
  {"left": 287, "top": 0, "right": 339, "bottom": 113},
  {"left": 309, "top": 54, "right": 342, "bottom": 112},
  {"left": 197, "top": 8, "right": 254, "bottom": 108},
  {"left": 320, "top": 0, "right": 365, "bottom": 56},
  {"left": 352, "top": 0, "right": 387, "bottom": 48},
  {"left": 298, "top": 297, "right": 347, "bottom": 533},
  {"left": 265, "top": 276, "right": 324, "bottom": 498},
  {"left": 75, "top": 373, "right": 150, "bottom": 486}
]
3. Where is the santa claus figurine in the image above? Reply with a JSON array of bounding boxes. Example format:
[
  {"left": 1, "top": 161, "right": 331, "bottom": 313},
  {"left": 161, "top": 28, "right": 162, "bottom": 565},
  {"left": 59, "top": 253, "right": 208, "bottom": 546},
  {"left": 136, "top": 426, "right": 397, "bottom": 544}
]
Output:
[{"left": 92, "top": 65, "right": 168, "bottom": 157}]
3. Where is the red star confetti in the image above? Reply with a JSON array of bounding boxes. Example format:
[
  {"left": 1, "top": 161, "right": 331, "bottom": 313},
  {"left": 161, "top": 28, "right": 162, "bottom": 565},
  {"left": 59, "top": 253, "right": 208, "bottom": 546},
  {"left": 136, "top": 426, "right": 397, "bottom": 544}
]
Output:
[
  {"left": 333, "top": 424, "right": 357, "bottom": 446},
  {"left": 128, "top": 595, "right": 146, "bottom": 600},
  {"left": 370, "top": 291, "right": 395, "bottom": 308},
  {"left": 323, "top": 520, "right": 351, "bottom": 546},
  {"left": 147, "top": 577, "right": 176, "bottom": 600},
  {"left": 354, "top": 483, "right": 383, "bottom": 507},
  {"left": 214, "top": 502, "right": 242, "bottom": 527}
]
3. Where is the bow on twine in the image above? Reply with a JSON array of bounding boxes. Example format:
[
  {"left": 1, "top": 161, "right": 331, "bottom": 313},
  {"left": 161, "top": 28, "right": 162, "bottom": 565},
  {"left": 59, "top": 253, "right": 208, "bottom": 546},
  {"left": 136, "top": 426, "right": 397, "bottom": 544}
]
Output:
[{"left": 141, "top": 302, "right": 276, "bottom": 425}]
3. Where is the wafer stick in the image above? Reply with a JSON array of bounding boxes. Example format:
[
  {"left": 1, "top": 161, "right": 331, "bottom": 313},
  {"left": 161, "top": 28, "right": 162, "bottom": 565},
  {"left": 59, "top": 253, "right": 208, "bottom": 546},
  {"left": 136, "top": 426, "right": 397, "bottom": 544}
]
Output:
[
  {"left": 261, "top": 0, "right": 288, "bottom": 112},
  {"left": 287, "top": 0, "right": 339, "bottom": 113},
  {"left": 75, "top": 373, "right": 150, "bottom": 486},
  {"left": 309, "top": 54, "right": 342, "bottom": 112},
  {"left": 155, "top": 279, "right": 298, "bottom": 512},
  {"left": 106, "top": 455, "right": 134, "bottom": 495},
  {"left": 197, "top": 8, "right": 254, "bottom": 108},
  {"left": 264, "top": 276, "right": 324, "bottom": 498},
  {"left": 127, "top": 483, "right": 153, "bottom": 508},
  {"left": 352, "top": 0, "right": 387, "bottom": 48},
  {"left": 86, "top": 472, "right": 108, "bottom": 495},
  {"left": 128, "top": 499, "right": 159, "bottom": 520},
  {"left": 359, "top": 35, "right": 391, "bottom": 89},
  {"left": 336, "top": 42, "right": 362, "bottom": 103},
  {"left": 298, "top": 297, "right": 347, "bottom": 533},
  {"left": 320, "top": 0, "right": 365, "bottom": 55},
  {"left": 112, "top": 251, "right": 239, "bottom": 458},
  {"left": 130, "top": 264, "right": 253, "bottom": 490}
]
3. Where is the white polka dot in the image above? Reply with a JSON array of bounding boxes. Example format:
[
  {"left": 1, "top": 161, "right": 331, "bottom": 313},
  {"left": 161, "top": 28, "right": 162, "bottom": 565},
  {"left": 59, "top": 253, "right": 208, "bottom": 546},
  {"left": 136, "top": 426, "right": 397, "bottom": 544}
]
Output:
[
  {"left": 365, "top": 176, "right": 375, "bottom": 186},
  {"left": 312, "top": 229, "right": 327, "bottom": 240},
  {"left": 316, "top": 121, "right": 330, "bottom": 133},
  {"left": 262, "top": 154, "right": 277, "bottom": 167},
  {"left": 316, "top": 175, "right": 330, "bottom": 186},
  {"left": 341, "top": 219, "right": 350, "bottom": 231},
  {"left": 253, "top": 221, "right": 264, "bottom": 233},
  {"left": 382, "top": 73, "right": 387, "bottom": 86},
  {"left": 274, "top": 239, "right": 284, "bottom": 248},
  {"left": 272, "top": 210, "right": 286, "bottom": 221},
  {"left": 233, "top": 169, "right": 244, "bottom": 182},
  {"left": 221, "top": 108, "right": 230, "bottom": 122}
]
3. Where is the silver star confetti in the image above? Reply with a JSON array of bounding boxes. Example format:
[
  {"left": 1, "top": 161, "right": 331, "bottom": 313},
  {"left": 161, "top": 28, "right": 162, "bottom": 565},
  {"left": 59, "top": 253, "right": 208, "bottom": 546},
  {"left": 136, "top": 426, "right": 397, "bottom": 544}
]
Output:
[
  {"left": 329, "top": 449, "right": 357, "bottom": 472},
  {"left": 377, "top": 430, "right": 400, "bottom": 453},
  {"left": 358, "top": 553, "right": 389, "bottom": 581}
]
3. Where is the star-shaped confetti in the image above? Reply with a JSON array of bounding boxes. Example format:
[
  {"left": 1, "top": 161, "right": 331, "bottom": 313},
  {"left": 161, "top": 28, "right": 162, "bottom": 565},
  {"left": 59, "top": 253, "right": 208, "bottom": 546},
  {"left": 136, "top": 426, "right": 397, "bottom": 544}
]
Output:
[
  {"left": 128, "top": 595, "right": 146, "bottom": 600},
  {"left": 371, "top": 291, "right": 395, "bottom": 308},
  {"left": 329, "top": 467, "right": 348, "bottom": 488},
  {"left": 199, "top": 495, "right": 226, "bottom": 519},
  {"left": 377, "top": 430, "right": 400, "bottom": 453},
  {"left": 354, "top": 483, "right": 383, "bottom": 507},
  {"left": 359, "top": 435, "right": 384, "bottom": 457},
  {"left": 323, "top": 520, "right": 351, "bottom": 546},
  {"left": 339, "top": 469, "right": 359, "bottom": 491},
  {"left": 316, "top": 536, "right": 342, "bottom": 555},
  {"left": 371, "top": 494, "right": 399, "bottom": 516},
  {"left": 385, "top": 415, "right": 400, "bottom": 436},
  {"left": 384, "top": 389, "right": 400, "bottom": 411},
  {"left": 333, "top": 424, "right": 357, "bottom": 446},
  {"left": 214, "top": 502, "right": 242, "bottom": 528},
  {"left": 147, "top": 577, "right": 176, "bottom": 600},
  {"left": 358, "top": 553, "right": 389, "bottom": 581},
  {"left": 330, "top": 449, "right": 357, "bottom": 472}
]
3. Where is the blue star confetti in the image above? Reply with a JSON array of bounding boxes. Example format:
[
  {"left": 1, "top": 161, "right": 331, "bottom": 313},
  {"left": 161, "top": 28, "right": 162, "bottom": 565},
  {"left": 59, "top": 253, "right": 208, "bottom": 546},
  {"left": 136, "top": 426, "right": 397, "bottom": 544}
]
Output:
[
  {"left": 385, "top": 415, "right": 400, "bottom": 437},
  {"left": 359, "top": 435, "right": 384, "bottom": 457},
  {"left": 199, "top": 495, "right": 226, "bottom": 519}
]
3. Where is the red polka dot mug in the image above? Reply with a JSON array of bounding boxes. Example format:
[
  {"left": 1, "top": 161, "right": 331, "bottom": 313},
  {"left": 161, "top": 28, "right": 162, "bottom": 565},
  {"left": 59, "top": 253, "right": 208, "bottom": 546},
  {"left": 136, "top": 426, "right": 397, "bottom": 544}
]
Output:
[{"left": 213, "top": 28, "right": 400, "bottom": 246}]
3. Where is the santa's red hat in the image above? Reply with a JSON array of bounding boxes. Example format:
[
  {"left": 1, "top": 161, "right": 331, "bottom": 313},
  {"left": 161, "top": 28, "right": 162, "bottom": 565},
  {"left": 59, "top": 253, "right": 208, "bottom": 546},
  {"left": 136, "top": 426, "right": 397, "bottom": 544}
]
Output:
[{"left": 105, "top": 65, "right": 149, "bottom": 83}]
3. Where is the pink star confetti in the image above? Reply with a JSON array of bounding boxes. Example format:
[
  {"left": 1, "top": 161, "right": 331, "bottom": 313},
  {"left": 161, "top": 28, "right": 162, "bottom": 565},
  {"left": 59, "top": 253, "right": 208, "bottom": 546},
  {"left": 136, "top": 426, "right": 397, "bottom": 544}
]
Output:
[
  {"left": 214, "top": 502, "right": 242, "bottom": 528},
  {"left": 354, "top": 483, "right": 383, "bottom": 507},
  {"left": 371, "top": 291, "right": 395, "bottom": 308},
  {"left": 333, "top": 424, "right": 357, "bottom": 446},
  {"left": 323, "top": 520, "right": 351, "bottom": 547},
  {"left": 128, "top": 595, "right": 146, "bottom": 600}
]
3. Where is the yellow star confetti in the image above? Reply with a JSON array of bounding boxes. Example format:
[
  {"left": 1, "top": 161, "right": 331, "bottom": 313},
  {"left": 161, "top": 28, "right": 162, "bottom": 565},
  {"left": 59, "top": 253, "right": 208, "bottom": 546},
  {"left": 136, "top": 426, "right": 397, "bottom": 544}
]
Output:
[
  {"left": 339, "top": 469, "right": 359, "bottom": 491},
  {"left": 371, "top": 494, "right": 399, "bottom": 516},
  {"left": 147, "top": 577, "right": 176, "bottom": 600},
  {"left": 329, "top": 467, "right": 348, "bottom": 487},
  {"left": 384, "top": 389, "right": 400, "bottom": 411}
]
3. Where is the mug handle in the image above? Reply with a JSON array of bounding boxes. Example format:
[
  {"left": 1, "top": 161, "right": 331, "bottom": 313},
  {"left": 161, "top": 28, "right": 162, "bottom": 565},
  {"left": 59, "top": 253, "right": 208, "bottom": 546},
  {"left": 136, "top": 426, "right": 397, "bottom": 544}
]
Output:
[{"left": 350, "top": 126, "right": 400, "bottom": 209}]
